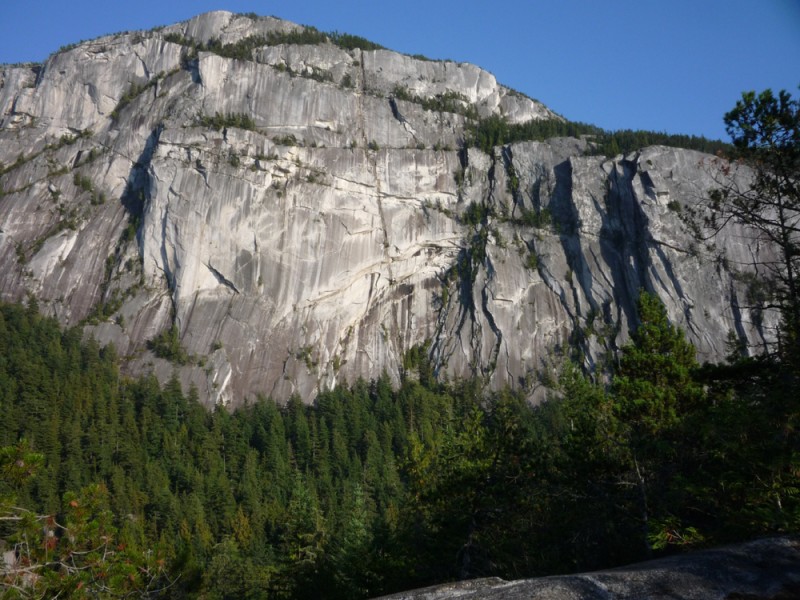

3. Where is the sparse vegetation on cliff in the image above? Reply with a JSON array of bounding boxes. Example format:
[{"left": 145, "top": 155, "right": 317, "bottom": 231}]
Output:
[
  {"left": 392, "top": 85, "right": 479, "bottom": 119},
  {"left": 111, "top": 72, "right": 165, "bottom": 122},
  {"left": 196, "top": 111, "right": 257, "bottom": 132},
  {"left": 163, "top": 24, "right": 384, "bottom": 62},
  {"left": 465, "top": 114, "right": 731, "bottom": 156}
]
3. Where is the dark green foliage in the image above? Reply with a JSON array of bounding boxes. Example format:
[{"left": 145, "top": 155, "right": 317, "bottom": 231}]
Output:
[
  {"left": 273, "top": 133, "right": 299, "bottom": 146},
  {"left": 73, "top": 171, "right": 93, "bottom": 192},
  {"left": 328, "top": 31, "right": 385, "bottom": 51},
  {"left": 175, "top": 30, "right": 260, "bottom": 63},
  {"left": 0, "top": 127, "right": 94, "bottom": 181},
  {"left": 403, "top": 342, "right": 434, "bottom": 387},
  {"left": 465, "top": 116, "right": 731, "bottom": 156},
  {"left": 464, "top": 114, "right": 509, "bottom": 154},
  {"left": 1, "top": 451, "right": 172, "bottom": 598},
  {"left": 0, "top": 151, "right": 37, "bottom": 177},
  {"left": 392, "top": 86, "right": 478, "bottom": 119},
  {"left": 205, "top": 34, "right": 271, "bottom": 60},
  {"left": 14, "top": 242, "right": 26, "bottom": 264},
  {"left": 147, "top": 323, "right": 191, "bottom": 364},
  {"left": 111, "top": 73, "right": 164, "bottom": 122},
  {"left": 197, "top": 112, "right": 257, "bottom": 132},
  {"left": 524, "top": 251, "right": 539, "bottom": 270},
  {"left": 518, "top": 207, "right": 552, "bottom": 228},
  {"left": 607, "top": 293, "right": 706, "bottom": 554},
  {"left": 162, "top": 26, "right": 383, "bottom": 61},
  {"left": 58, "top": 128, "right": 92, "bottom": 146},
  {"left": 0, "top": 302, "right": 463, "bottom": 598},
  {"left": 122, "top": 213, "right": 141, "bottom": 243},
  {"left": 586, "top": 127, "right": 730, "bottom": 157},
  {"left": 397, "top": 388, "right": 542, "bottom": 581},
  {"left": 692, "top": 88, "right": 800, "bottom": 544},
  {"left": 1, "top": 288, "right": 797, "bottom": 598},
  {"left": 263, "top": 28, "right": 329, "bottom": 48},
  {"left": 460, "top": 201, "right": 491, "bottom": 227},
  {"left": 190, "top": 34, "right": 259, "bottom": 59},
  {"left": 391, "top": 85, "right": 414, "bottom": 102},
  {"left": 694, "top": 355, "right": 800, "bottom": 540},
  {"left": 613, "top": 292, "right": 704, "bottom": 436},
  {"left": 163, "top": 32, "right": 194, "bottom": 46},
  {"left": 399, "top": 292, "right": 798, "bottom": 578}
]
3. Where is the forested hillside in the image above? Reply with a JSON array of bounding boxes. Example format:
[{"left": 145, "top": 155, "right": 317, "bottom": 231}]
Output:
[{"left": 1, "top": 290, "right": 797, "bottom": 598}]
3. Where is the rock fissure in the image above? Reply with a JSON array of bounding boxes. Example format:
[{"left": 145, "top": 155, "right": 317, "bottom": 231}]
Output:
[{"left": 206, "top": 262, "right": 240, "bottom": 294}]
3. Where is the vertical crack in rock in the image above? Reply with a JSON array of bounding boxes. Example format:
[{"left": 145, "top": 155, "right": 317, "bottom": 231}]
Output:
[
  {"left": 356, "top": 50, "right": 394, "bottom": 301},
  {"left": 596, "top": 163, "right": 633, "bottom": 340},
  {"left": 554, "top": 158, "right": 603, "bottom": 358},
  {"left": 194, "top": 158, "right": 210, "bottom": 188},
  {"left": 470, "top": 152, "right": 503, "bottom": 379},
  {"left": 158, "top": 202, "right": 175, "bottom": 296},
  {"left": 355, "top": 51, "right": 368, "bottom": 145},
  {"left": 388, "top": 95, "right": 417, "bottom": 140},
  {"left": 206, "top": 262, "right": 240, "bottom": 294},
  {"left": 468, "top": 154, "right": 498, "bottom": 375},
  {"left": 479, "top": 152, "right": 509, "bottom": 379},
  {"left": 122, "top": 124, "right": 163, "bottom": 216},
  {"left": 182, "top": 53, "right": 202, "bottom": 85},
  {"left": 729, "top": 282, "right": 767, "bottom": 356},
  {"left": 436, "top": 147, "right": 506, "bottom": 380},
  {"left": 501, "top": 145, "right": 521, "bottom": 214},
  {"left": 132, "top": 49, "right": 151, "bottom": 81},
  {"left": 608, "top": 161, "right": 651, "bottom": 327},
  {"left": 652, "top": 244, "right": 694, "bottom": 326},
  {"left": 388, "top": 96, "right": 405, "bottom": 123},
  {"left": 430, "top": 145, "right": 473, "bottom": 377},
  {"left": 372, "top": 159, "right": 393, "bottom": 280},
  {"left": 480, "top": 265, "right": 503, "bottom": 379}
]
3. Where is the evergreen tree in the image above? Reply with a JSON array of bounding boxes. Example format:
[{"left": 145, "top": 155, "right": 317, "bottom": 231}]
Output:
[
  {"left": 708, "top": 88, "right": 800, "bottom": 370},
  {"left": 610, "top": 291, "right": 706, "bottom": 554}
]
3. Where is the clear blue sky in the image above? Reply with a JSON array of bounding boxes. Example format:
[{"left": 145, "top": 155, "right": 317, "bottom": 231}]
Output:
[{"left": 1, "top": 1, "right": 798, "bottom": 141}]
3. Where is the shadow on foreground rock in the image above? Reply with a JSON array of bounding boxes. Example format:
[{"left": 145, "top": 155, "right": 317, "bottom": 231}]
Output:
[{"left": 372, "top": 536, "right": 800, "bottom": 599}]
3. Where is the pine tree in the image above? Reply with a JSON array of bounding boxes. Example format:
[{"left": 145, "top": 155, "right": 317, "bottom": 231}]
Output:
[
  {"left": 607, "top": 292, "right": 705, "bottom": 554},
  {"left": 708, "top": 88, "right": 800, "bottom": 370}
]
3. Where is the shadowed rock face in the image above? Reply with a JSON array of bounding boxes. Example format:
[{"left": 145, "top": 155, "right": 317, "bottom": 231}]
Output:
[
  {"left": 371, "top": 537, "right": 800, "bottom": 600},
  {"left": 0, "top": 11, "right": 778, "bottom": 406}
]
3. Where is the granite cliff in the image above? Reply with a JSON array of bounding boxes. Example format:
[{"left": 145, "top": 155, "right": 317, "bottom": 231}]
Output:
[{"left": 0, "top": 11, "right": 777, "bottom": 406}]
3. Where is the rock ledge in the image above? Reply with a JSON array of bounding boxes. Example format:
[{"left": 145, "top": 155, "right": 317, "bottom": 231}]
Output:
[{"left": 372, "top": 537, "right": 800, "bottom": 600}]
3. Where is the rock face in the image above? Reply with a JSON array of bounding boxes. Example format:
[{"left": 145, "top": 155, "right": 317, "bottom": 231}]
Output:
[
  {"left": 371, "top": 536, "right": 800, "bottom": 600},
  {"left": 0, "top": 11, "right": 778, "bottom": 406}
]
